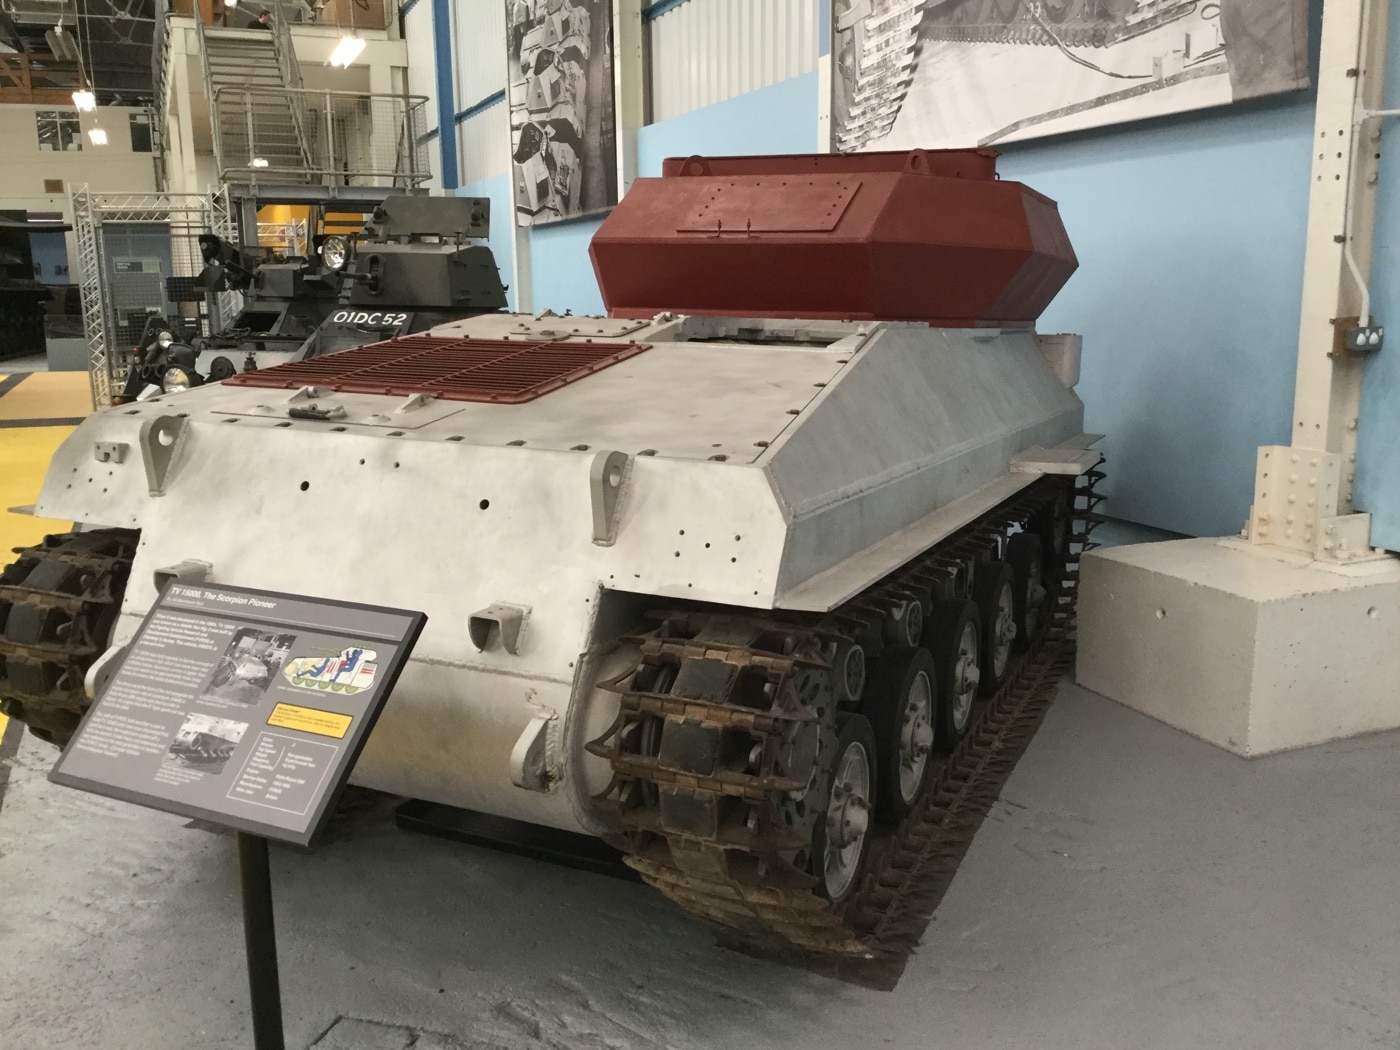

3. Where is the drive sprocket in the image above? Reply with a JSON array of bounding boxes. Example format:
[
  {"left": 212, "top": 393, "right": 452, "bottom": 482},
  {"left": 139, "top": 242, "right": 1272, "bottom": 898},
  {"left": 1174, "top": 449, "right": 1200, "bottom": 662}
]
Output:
[{"left": 0, "top": 529, "right": 139, "bottom": 746}]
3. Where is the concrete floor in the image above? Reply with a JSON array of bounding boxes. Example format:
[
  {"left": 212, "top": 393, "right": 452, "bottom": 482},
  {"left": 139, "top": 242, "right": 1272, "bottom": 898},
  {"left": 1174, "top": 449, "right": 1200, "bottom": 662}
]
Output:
[{"left": 3, "top": 683, "right": 1398, "bottom": 1049}]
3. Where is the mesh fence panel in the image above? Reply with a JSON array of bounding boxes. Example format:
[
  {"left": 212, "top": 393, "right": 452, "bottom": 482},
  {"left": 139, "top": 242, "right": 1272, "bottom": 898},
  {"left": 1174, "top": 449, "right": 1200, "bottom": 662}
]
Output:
[{"left": 214, "top": 87, "right": 430, "bottom": 187}]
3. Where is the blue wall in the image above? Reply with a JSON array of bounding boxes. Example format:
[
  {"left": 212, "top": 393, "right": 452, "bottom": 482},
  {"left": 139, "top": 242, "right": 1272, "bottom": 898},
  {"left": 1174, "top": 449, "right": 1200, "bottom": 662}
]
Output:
[
  {"left": 29, "top": 231, "right": 69, "bottom": 283},
  {"left": 530, "top": 216, "right": 608, "bottom": 316},
  {"left": 1354, "top": 8, "right": 1400, "bottom": 551},
  {"left": 1000, "top": 100, "right": 1315, "bottom": 537}
]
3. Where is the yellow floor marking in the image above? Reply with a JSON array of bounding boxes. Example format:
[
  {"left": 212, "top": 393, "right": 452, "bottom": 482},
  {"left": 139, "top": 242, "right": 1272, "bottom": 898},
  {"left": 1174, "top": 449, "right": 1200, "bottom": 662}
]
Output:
[
  {"left": 0, "top": 372, "right": 93, "bottom": 421},
  {"left": 1, "top": 375, "right": 88, "bottom": 746},
  {"left": 0, "top": 426, "right": 75, "bottom": 555}
]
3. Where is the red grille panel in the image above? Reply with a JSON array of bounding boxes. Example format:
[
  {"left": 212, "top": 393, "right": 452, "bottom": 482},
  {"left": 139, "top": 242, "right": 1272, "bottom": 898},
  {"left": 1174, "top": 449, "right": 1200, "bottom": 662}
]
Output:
[{"left": 222, "top": 335, "right": 652, "bottom": 404}]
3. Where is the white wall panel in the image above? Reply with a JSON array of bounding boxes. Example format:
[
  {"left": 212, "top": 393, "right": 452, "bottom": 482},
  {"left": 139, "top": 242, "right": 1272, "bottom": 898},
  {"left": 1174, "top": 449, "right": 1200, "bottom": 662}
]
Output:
[
  {"left": 404, "top": 2, "right": 439, "bottom": 133},
  {"left": 647, "top": 0, "right": 818, "bottom": 123},
  {"left": 457, "top": 99, "right": 511, "bottom": 183},
  {"left": 454, "top": 0, "right": 508, "bottom": 112}
]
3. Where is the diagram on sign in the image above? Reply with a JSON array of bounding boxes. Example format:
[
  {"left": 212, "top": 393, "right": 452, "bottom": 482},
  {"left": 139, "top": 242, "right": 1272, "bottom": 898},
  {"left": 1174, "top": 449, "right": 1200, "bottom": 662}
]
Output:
[
  {"left": 204, "top": 629, "right": 296, "bottom": 704},
  {"left": 165, "top": 713, "right": 249, "bottom": 776},
  {"left": 283, "top": 646, "right": 378, "bottom": 695}
]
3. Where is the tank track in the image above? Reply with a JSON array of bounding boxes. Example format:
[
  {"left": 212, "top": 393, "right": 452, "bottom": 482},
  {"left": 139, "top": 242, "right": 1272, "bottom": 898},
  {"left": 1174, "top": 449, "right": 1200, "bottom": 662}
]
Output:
[
  {"left": 588, "top": 467, "right": 1103, "bottom": 957},
  {"left": 924, "top": 0, "right": 1198, "bottom": 49},
  {"left": 0, "top": 529, "right": 139, "bottom": 746}
]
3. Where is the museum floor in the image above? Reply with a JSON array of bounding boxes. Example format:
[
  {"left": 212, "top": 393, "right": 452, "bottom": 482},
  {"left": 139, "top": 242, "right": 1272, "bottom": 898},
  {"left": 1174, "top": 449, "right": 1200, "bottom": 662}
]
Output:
[{"left": 2, "top": 366, "right": 1398, "bottom": 1049}]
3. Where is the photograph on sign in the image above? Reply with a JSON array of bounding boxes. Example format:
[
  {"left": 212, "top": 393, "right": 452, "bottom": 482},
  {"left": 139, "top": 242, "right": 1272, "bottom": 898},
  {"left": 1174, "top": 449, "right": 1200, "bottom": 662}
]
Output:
[
  {"left": 506, "top": 0, "right": 619, "bottom": 226},
  {"left": 204, "top": 629, "right": 296, "bottom": 703},
  {"left": 831, "top": 0, "right": 1309, "bottom": 152},
  {"left": 165, "top": 713, "right": 249, "bottom": 777},
  {"left": 50, "top": 584, "right": 425, "bottom": 847}
]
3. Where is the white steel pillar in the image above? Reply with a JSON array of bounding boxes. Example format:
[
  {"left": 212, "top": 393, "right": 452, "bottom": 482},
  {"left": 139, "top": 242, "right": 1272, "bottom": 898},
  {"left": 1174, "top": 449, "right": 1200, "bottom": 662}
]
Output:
[
  {"left": 1246, "top": 0, "right": 1391, "bottom": 561},
  {"left": 1290, "top": 0, "right": 1389, "bottom": 470},
  {"left": 613, "top": 0, "right": 644, "bottom": 199}
]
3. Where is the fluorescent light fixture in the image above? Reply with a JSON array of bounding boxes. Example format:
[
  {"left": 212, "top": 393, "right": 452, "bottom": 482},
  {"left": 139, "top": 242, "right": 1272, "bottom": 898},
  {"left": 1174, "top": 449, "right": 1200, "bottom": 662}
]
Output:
[
  {"left": 224, "top": 0, "right": 238, "bottom": 6},
  {"left": 250, "top": 157, "right": 269, "bottom": 168},
  {"left": 87, "top": 127, "right": 108, "bottom": 146},
  {"left": 46, "top": 27, "right": 81, "bottom": 62},
  {"left": 72, "top": 89, "right": 96, "bottom": 111},
  {"left": 328, "top": 34, "right": 366, "bottom": 68}
]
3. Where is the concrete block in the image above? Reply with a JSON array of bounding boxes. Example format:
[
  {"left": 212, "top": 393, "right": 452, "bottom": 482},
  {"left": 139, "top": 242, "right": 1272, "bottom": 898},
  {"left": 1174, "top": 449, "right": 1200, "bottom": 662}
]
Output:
[{"left": 1077, "top": 537, "right": 1400, "bottom": 755}]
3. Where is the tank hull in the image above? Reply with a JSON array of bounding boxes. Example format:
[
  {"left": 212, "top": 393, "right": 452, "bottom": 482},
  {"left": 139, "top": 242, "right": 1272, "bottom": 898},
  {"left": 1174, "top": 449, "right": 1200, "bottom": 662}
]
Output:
[{"left": 28, "top": 311, "right": 1085, "bottom": 835}]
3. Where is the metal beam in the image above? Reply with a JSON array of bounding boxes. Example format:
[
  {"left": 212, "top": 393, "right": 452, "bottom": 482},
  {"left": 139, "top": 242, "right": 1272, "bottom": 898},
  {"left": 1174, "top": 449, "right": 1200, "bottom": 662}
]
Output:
[
  {"left": 1290, "top": 0, "right": 1389, "bottom": 496},
  {"left": 1248, "top": 0, "right": 1391, "bottom": 559}
]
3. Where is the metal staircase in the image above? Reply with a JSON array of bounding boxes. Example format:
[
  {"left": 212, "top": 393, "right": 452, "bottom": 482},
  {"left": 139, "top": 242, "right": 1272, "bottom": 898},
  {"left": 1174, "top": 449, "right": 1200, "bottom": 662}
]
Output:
[{"left": 197, "top": 15, "right": 315, "bottom": 182}]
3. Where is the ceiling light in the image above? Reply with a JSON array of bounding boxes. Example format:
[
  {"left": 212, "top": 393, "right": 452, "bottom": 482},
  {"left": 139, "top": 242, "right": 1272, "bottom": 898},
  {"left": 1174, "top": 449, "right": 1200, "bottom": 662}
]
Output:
[
  {"left": 224, "top": 0, "right": 238, "bottom": 6},
  {"left": 250, "top": 157, "right": 269, "bottom": 168},
  {"left": 88, "top": 127, "right": 108, "bottom": 146},
  {"left": 46, "top": 27, "right": 81, "bottom": 62},
  {"left": 72, "top": 89, "right": 96, "bottom": 112},
  {"left": 328, "top": 34, "right": 366, "bottom": 68}
]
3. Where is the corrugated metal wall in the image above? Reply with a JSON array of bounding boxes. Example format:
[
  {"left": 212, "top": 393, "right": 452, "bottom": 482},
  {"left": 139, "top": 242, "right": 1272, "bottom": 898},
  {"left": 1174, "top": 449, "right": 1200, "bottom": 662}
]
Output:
[
  {"left": 646, "top": 0, "right": 819, "bottom": 123},
  {"left": 458, "top": 99, "right": 511, "bottom": 185},
  {"left": 454, "top": 0, "right": 507, "bottom": 111},
  {"left": 404, "top": 2, "right": 439, "bottom": 134},
  {"left": 453, "top": 0, "right": 511, "bottom": 183}
]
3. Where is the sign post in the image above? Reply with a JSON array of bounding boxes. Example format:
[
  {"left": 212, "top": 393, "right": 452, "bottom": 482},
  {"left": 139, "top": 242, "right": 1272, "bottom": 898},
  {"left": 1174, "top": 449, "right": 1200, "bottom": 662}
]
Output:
[
  {"left": 239, "top": 832, "right": 286, "bottom": 1050},
  {"left": 50, "top": 583, "right": 426, "bottom": 1047}
]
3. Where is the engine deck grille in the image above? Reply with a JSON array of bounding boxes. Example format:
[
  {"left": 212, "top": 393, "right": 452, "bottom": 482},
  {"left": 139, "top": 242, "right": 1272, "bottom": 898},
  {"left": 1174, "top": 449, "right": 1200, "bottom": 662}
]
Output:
[{"left": 221, "top": 335, "right": 652, "bottom": 404}]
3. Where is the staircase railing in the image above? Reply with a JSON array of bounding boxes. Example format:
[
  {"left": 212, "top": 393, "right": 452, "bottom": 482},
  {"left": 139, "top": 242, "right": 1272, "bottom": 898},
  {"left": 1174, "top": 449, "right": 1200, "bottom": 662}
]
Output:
[
  {"left": 151, "top": 10, "right": 174, "bottom": 189},
  {"left": 268, "top": 5, "right": 317, "bottom": 170},
  {"left": 213, "top": 86, "right": 430, "bottom": 187},
  {"left": 194, "top": 13, "right": 220, "bottom": 165}
]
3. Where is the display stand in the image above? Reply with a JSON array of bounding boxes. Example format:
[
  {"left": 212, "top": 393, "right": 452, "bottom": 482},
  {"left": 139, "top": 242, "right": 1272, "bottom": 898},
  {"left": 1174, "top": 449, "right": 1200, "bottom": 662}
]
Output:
[
  {"left": 239, "top": 833, "right": 285, "bottom": 1050},
  {"left": 50, "top": 583, "right": 426, "bottom": 1047}
]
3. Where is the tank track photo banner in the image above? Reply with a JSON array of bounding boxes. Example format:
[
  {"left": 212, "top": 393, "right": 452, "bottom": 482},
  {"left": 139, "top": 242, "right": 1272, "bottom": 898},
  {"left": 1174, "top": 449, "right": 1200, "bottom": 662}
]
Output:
[{"left": 831, "top": 0, "right": 1310, "bottom": 152}]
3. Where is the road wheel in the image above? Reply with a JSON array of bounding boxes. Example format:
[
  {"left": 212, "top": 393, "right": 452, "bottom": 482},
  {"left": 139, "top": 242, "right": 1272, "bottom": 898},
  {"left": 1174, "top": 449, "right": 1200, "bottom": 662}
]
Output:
[
  {"left": 1006, "top": 533, "right": 1049, "bottom": 652},
  {"left": 926, "top": 600, "right": 981, "bottom": 750},
  {"left": 810, "top": 712, "right": 876, "bottom": 904},
  {"left": 867, "top": 647, "right": 937, "bottom": 823},
  {"left": 972, "top": 562, "right": 1016, "bottom": 695}
]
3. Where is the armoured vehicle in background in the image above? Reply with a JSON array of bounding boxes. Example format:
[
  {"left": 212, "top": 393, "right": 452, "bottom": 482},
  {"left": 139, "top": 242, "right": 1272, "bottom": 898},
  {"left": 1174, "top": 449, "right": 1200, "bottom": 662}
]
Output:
[
  {"left": 292, "top": 194, "right": 507, "bottom": 360},
  {"left": 116, "top": 196, "right": 508, "bottom": 397},
  {"left": 193, "top": 234, "right": 345, "bottom": 368},
  {"left": 0, "top": 150, "right": 1099, "bottom": 955}
]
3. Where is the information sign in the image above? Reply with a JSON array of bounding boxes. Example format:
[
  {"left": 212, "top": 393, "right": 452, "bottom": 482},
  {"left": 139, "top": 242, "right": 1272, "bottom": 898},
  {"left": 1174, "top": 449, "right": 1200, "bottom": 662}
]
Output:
[{"left": 51, "top": 583, "right": 426, "bottom": 847}]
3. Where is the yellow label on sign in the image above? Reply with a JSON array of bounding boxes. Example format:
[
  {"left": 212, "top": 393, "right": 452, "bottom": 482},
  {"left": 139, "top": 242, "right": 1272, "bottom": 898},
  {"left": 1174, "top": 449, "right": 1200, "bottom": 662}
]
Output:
[{"left": 267, "top": 703, "right": 353, "bottom": 740}]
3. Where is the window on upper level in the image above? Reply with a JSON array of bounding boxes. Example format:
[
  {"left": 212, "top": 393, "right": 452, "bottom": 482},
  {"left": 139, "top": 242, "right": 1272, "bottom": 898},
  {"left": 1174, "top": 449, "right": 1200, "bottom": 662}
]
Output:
[
  {"left": 129, "top": 112, "right": 153, "bottom": 153},
  {"left": 36, "top": 110, "right": 82, "bottom": 152}
]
